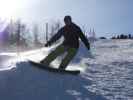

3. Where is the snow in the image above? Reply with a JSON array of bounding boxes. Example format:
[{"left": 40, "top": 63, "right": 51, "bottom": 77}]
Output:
[{"left": 0, "top": 39, "right": 133, "bottom": 100}]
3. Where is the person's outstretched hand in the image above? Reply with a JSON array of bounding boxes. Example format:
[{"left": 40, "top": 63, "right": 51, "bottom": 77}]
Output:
[{"left": 45, "top": 42, "right": 51, "bottom": 47}]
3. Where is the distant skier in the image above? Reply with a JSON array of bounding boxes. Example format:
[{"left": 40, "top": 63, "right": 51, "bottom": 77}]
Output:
[{"left": 40, "top": 15, "right": 90, "bottom": 70}]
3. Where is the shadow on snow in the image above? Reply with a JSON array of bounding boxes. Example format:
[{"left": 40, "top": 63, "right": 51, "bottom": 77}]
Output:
[{"left": 0, "top": 61, "right": 107, "bottom": 100}]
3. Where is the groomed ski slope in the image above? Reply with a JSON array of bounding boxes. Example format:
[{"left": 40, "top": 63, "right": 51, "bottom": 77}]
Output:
[{"left": 0, "top": 39, "right": 133, "bottom": 100}]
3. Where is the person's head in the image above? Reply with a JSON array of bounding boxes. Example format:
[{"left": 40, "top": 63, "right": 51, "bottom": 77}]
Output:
[{"left": 64, "top": 15, "right": 72, "bottom": 25}]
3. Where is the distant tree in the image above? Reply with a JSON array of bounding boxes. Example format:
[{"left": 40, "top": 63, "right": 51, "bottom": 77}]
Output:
[
  {"left": 17, "top": 20, "right": 29, "bottom": 47},
  {"left": 99, "top": 37, "right": 106, "bottom": 39},
  {"left": 33, "top": 24, "right": 39, "bottom": 45},
  {"left": 82, "top": 25, "right": 87, "bottom": 37},
  {"left": 54, "top": 20, "right": 61, "bottom": 32},
  {"left": 111, "top": 36, "right": 116, "bottom": 39},
  {"left": 128, "top": 34, "right": 132, "bottom": 39},
  {"left": 50, "top": 20, "right": 61, "bottom": 37},
  {"left": 8, "top": 19, "right": 29, "bottom": 48},
  {"left": 124, "top": 35, "right": 128, "bottom": 39},
  {"left": 117, "top": 35, "right": 120, "bottom": 39},
  {"left": 48, "top": 20, "right": 62, "bottom": 43},
  {"left": 112, "top": 34, "right": 133, "bottom": 40},
  {"left": 50, "top": 25, "right": 55, "bottom": 37},
  {"left": 120, "top": 34, "right": 124, "bottom": 39},
  {"left": 32, "top": 24, "right": 42, "bottom": 47}
]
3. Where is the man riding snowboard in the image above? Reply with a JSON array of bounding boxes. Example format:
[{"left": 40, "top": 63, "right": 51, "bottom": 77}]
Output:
[{"left": 40, "top": 15, "right": 90, "bottom": 70}]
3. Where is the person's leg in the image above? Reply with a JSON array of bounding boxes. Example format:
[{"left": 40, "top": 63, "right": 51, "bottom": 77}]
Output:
[
  {"left": 59, "top": 47, "right": 78, "bottom": 70},
  {"left": 40, "top": 45, "right": 66, "bottom": 65}
]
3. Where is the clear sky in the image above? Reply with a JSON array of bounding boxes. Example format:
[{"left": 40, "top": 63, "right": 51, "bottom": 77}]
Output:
[{"left": 1, "top": 0, "right": 133, "bottom": 37}]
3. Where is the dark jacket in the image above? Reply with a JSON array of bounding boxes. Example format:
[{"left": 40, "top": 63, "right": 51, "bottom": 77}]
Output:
[{"left": 47, "top": 23, "right": 90, "bottom": 50}]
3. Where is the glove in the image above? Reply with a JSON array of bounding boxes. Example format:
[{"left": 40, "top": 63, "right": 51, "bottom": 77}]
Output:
[
  {"left": 45, "top": 41, "right": 51, "bottom": 47},
  {"left": 87, "top": 45, "right": 90, "bottom": 51}
]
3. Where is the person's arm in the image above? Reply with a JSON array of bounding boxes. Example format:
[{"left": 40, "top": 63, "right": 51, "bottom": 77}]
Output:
[
  {"left": 45, "top": 28, "right": 63, "bottom": 47},
  {"left": 78, "top": 28, "right": 90, "bottom": 50}
]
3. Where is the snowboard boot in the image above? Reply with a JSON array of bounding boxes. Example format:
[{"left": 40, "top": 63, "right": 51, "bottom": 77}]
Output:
[
  {"left": 40, "top": 60, "right": 45, "bottom": 64},
  {"left": 59, "top": 66, "right": 67, "bottom": 70},
  {"left": 40, "top": 60, "right": 49, "bottom": 66}
]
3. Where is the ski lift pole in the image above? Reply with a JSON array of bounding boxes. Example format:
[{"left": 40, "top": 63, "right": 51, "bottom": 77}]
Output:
[
  {"left": 17, "top": 35, "right": 20, "bottom": 58},
  {"left": 46, "top": 23, "right": 48, "bottom": 43}
]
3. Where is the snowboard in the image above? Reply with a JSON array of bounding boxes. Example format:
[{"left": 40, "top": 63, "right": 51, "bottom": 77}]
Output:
[{"left": 28, "top": 60, "right": 80, "bottom": 75}]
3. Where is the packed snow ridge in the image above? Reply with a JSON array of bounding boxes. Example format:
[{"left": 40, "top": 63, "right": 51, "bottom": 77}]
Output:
[{"left": 0, "top": 39, "right": 133, "bottom": 100}]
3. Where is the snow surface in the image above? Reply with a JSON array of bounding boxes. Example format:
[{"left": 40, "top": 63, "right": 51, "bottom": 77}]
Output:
[{"left": 0, "top": 39, "right": 133, "bottom": 100}]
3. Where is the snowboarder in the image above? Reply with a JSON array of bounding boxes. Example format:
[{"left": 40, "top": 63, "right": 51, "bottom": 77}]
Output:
[{"left": 40, "top": 15, "right": 90, "bottom": 70}]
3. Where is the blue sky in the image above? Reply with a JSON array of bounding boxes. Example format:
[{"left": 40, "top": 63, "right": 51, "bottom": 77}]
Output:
[{"left": 14, "top": 0, "right": 133, "bottom": 37}]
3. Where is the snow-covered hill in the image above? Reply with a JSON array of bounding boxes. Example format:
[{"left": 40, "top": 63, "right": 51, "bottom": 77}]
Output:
[{"left": 0, "top": 39, "right": 133, "bottom": 100}]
